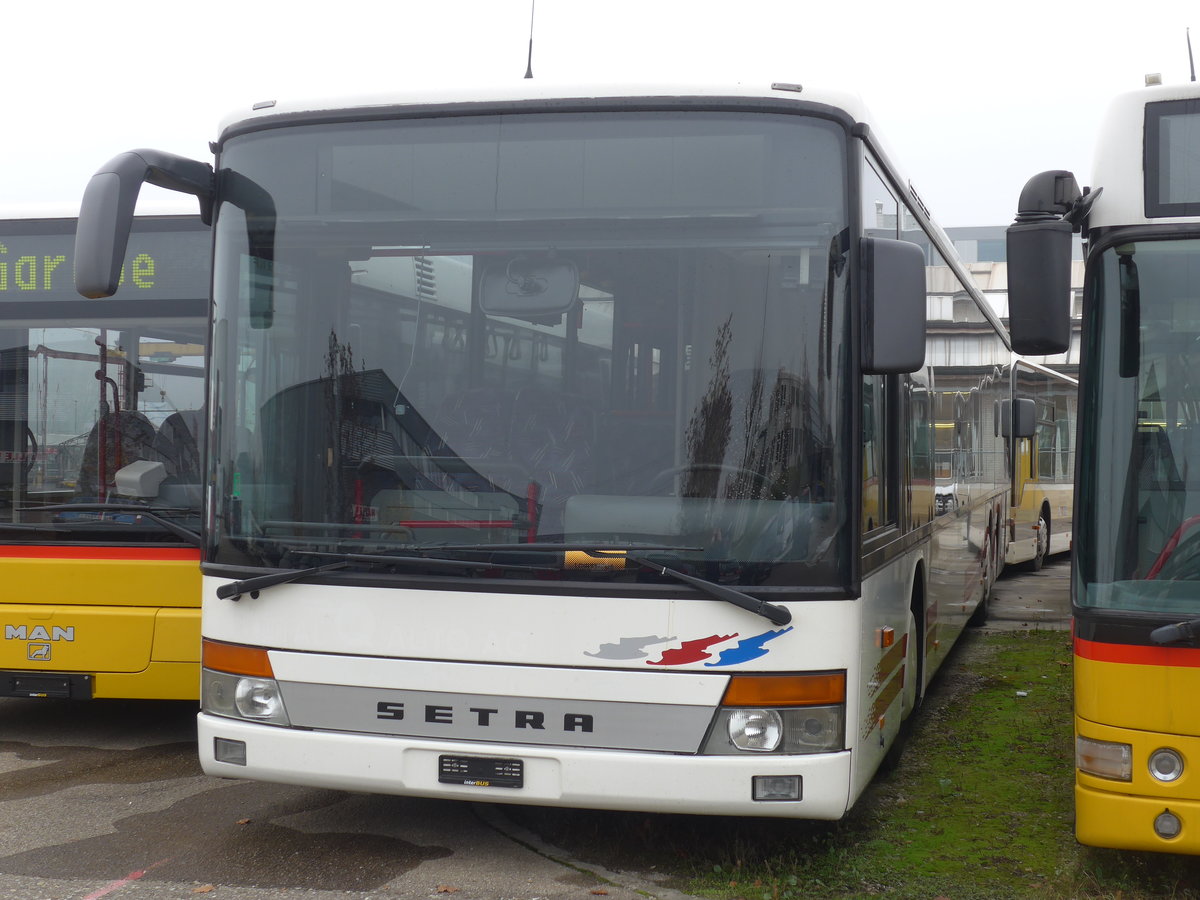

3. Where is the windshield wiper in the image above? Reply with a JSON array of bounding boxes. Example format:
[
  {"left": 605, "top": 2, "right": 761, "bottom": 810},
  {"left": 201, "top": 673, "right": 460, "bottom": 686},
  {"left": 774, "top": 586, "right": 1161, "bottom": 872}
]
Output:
[
  {"left": 25, "top": 503, "right": 201, "bottom": 546},
  {"left": 217, "top": 561, "right": 353, "bottom": 600},
  {"left": 625, "top": 555, "right": 792, "bottom": 627},
  {"left": 418, "top": 542, "right": 790, "bottom": 626},
  {"left": 1151, "top": 618, "right": 1200, "bottom": 645},
  {"left": 426, "top": 542, "right": 701, "bottom": 553},
  {"left": 216, "top": 551, "right": 561, "bottom": 600}
]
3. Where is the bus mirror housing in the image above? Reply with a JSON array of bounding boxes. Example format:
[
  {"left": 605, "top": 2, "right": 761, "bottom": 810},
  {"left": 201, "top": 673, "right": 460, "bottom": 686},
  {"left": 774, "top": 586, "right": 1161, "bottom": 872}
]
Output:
[
  {"left": 999, "top": 398, "right": 1036, "bottom": 439},
  {"left": 1005, "top": 170, "right": 1083, "bottom": 356},
  {"left": 75, "top": 150, "right": 214, "bottom": 299},
  {"left": 860, "top": 237, "right": 926, "bottom": 374},
  {"left": 1006, "top": 220, "right": 1073, "bottom": 355}
]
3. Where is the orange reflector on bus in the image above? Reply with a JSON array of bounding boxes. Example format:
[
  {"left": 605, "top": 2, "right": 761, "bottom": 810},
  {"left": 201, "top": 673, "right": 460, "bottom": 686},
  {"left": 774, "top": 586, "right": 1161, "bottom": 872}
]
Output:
[
  {"left": 202, "top": 640, "right": 275, "bottom": 678},
  {"left": 721, "top": 672, "right": 846, "bottom": 707}
]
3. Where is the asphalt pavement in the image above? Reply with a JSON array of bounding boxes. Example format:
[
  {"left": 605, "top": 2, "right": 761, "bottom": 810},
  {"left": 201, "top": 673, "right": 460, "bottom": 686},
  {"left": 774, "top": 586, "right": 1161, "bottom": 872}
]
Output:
[{"left": 986, "top": 552, "right": 1071, "bottom": 631}]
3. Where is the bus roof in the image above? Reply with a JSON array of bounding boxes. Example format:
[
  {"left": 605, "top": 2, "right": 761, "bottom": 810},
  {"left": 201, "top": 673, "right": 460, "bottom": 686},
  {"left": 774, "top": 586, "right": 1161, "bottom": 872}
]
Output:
[
  {"left": 217, "top": 80, "right": 874, "bottom": 138},
  {"left": 1091, "top": 80, "right": 1200, "bottom": 229}
]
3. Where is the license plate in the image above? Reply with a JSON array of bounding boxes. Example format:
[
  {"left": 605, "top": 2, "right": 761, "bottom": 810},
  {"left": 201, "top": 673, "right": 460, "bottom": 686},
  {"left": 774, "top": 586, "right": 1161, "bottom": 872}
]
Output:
[{"left": 438, "top": 754, "right": 524, "bottom": 789}]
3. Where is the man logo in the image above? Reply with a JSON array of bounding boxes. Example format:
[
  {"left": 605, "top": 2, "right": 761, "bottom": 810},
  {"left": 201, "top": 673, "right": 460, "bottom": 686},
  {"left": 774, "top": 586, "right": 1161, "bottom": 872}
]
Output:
[
  {"left": 27, "top": 644, "right": 51, "bottom": 661},
  {"left": 4, "top": 625, "right": 75, "bottom": 642}
]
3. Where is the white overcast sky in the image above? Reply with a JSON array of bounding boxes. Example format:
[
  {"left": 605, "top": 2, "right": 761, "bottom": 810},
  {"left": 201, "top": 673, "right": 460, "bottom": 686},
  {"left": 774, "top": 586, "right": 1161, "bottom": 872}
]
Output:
[{"left": 6, "top": 0, "right": 1197, "bottom": 226}]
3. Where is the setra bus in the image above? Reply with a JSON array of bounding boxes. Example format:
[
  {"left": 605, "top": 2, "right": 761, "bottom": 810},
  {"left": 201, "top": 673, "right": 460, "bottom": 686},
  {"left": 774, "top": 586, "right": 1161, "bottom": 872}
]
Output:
[
  {"left": 77, "top": 83, "right": 1028, "bottom": 817},
  {"left": 0, "top": 213, "right": 209, "bottom": 700},
  {"left": 1008, "top": 79, "right": 1200, "bottom": 852}
]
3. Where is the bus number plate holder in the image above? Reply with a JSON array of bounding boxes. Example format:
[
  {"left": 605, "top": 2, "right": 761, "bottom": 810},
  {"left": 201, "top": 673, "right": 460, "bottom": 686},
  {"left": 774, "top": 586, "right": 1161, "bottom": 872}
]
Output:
[{"left": 438, "top": 754, "right": 524, "bottom": 789}]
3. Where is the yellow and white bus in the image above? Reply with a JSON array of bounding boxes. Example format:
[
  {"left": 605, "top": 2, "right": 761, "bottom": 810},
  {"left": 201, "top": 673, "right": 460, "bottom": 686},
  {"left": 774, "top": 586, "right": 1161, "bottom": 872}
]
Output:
[
  {"left": 1006, "top": 359, "right": 1076, "bottom": 571},
  {"left": 78, "top": 82, "right": 1028, "bottom": 817},
  {"left": 1009, "top": 79, "right": 1200, "bottom": 852},
  {"left": 0, "top": 214, "right": 208, "bottom": 700}
]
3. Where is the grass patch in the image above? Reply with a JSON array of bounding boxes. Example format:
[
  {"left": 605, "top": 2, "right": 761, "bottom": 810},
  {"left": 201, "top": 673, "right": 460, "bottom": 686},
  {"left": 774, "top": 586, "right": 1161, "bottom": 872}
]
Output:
[{"left": 510, "top": 629, "right": 1200, "bottom": 898}]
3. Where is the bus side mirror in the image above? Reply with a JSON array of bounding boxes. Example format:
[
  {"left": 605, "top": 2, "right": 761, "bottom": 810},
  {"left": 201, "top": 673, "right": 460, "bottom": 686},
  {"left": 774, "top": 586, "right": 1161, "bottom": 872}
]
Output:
[
  {"left": 861, "top": 237, "right": 926, "bottom": 374},
  {"left": 999, "top": 398, "right": 1036, "bottom": 439},
  {"left": 1006, "top": 220, "right": 1073, "bottom": 356},
  {"left": 75, "top": 149, "right": 213, "bottom": 299},
  {"left": 1005, "top": 169, "right": 1083, "bottom": 356}
]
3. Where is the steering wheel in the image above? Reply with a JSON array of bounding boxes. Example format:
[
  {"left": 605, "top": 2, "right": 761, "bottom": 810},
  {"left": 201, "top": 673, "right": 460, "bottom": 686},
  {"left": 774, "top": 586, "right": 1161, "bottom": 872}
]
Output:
[{"left": 649, "top": 464, "right": 769, "bottom": 497}]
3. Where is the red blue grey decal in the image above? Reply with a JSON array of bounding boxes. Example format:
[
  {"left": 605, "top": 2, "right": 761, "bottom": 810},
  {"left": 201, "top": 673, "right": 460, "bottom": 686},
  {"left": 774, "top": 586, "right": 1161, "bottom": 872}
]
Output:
[{"left": 586, "top": 627, "right": 793, "bottom": 666}]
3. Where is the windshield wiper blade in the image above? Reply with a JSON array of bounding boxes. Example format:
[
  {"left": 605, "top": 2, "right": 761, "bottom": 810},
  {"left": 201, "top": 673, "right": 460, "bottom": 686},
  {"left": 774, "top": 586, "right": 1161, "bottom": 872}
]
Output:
[
  {"left": 1151, "top": 618, "right": 1200, "bottom": 645},
  {"left": 429, "top": 542, "right": 703, "bottom": 553},
  {"left": 625, "top": 555, "right": 792, "bottom": 626},
  {"left": 27, "top": 503, "right": 201, "bottom": 546},
  {"left": 217, "top": 561, "right": 353, "bottom": 600},
  {"left": 216, "top": 551, "right": 561, "bottom": 601}
]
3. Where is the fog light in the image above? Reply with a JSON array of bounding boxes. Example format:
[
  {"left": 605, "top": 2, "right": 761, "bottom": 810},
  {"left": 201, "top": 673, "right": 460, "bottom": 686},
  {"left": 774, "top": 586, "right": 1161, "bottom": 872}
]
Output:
[
  {"left": 728, "top": 709, "right": 783, "bottom": 752},
  {"left": 1154, "top": 809, "right": 1182, "bottom": 840},
  {"left": 214, "top": 737, "right": 247, "bottom": 766},
  {"left": 753, "top": 775, "right": 801, "bottom": 801},
  {"left": 1076, "top": 735, "right": 1132, "bottom": 781},
  {"left": 1149, "top": 748, "right": 1185, "bottom": 783}
]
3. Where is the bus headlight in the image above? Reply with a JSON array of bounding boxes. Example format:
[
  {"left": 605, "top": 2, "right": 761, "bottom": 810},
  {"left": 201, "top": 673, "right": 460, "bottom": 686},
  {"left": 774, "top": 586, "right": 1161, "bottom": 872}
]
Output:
[
  {"left": 1149, "top": 748, "right": 1185, "bottom": 783},
  {"left": 202, "top": 668, "right": 291, "bottom": 726},
  {"left": 703, "top": 706, "right": 844, "bottom": 755},
  {"left": 1076, "top": 735, "right": 1132, "bottom": 781},
  {"left": 728, "top": 709, "right": 783, "bottom": 751}
]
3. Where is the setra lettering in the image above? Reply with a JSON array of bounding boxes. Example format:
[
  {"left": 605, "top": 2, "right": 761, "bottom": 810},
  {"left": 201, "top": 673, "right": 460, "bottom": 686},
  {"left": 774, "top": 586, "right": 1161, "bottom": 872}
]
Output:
[{"left": 374, "top": 697, "right": 595, "bottom": 733}]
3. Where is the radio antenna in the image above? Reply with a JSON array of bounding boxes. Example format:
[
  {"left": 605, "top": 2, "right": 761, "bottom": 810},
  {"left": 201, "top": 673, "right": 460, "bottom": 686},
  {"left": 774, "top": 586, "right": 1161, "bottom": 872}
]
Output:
[
  {"left": 524, "top": 0, "right": 536, "bottom": 79},
  {"left": 1190, "top": 27, "right": 1196, "bottom": 82}
]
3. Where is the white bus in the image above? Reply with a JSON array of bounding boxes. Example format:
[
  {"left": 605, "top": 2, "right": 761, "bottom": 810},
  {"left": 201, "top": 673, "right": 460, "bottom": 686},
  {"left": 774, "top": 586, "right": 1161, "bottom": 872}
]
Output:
[{"left": 76, "top": 82, "right": 1026, "bottom": 818}]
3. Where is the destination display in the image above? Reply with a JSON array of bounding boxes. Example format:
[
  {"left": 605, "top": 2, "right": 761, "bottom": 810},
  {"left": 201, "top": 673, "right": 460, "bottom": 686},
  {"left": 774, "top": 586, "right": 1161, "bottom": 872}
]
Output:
[
  {"left": 0, "top": 219, "right": 210, "bottom": 303},
  {"left": 1146, "top": 98, "right": 1200, "bottom": 216}
]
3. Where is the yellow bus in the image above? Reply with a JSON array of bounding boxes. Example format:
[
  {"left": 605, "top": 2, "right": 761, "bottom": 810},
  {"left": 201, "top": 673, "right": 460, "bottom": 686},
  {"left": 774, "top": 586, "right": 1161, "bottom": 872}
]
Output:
[
  {"left": 1009, "top": 80, "right": 1200, "bottom": 852},
  {"left": 1006, "top": 359, "right": 1076, "bottom": 571},
  {"left": 0, "top": 214, "right": 208, "bottom": 700}
]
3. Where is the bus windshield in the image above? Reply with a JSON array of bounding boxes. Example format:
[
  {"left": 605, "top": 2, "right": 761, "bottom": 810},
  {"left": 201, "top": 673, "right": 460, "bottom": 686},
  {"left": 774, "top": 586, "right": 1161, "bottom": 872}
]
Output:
[
  {"left": 209, "top": 111, "right": 854, "bottom": 587},
  {"left": 1078, "top": 237, "right": 1200, "bottom": 612},
  {"left": 0, "top": 220, "right": 208, "bottom": 544}
]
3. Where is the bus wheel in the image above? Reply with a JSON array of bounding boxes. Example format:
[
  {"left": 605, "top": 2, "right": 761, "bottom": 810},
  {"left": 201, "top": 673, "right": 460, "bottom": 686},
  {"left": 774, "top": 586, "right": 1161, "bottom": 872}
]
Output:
[
  {"left": 901, "top": 607, "right": 921, "bottom": 718},
  {"left": 1032, "top": 512, "right": 1050, "bottom": 571}
]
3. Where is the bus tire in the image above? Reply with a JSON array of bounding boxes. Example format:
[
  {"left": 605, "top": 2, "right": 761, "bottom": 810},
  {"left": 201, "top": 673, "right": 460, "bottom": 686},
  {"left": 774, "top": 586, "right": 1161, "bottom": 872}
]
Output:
[{"left": 1031, "top": 508, "right": 1050, "bottom": 571}]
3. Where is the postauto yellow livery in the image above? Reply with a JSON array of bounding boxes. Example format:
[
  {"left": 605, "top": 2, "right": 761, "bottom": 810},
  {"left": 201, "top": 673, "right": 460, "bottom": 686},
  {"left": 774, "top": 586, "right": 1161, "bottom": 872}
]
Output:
[{"left": 1008, "top": 81, "right": 1200, "bottom": 853}]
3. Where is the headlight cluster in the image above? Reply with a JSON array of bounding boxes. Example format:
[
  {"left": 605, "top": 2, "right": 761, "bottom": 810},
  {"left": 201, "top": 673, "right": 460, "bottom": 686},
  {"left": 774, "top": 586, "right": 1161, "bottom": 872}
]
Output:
[
  {"left": 702, "top": 705, "right": 845, "bottom": 755},
  {"left": 202, "top": 668, "right": 291, "bottom": 726},
  {"left": 1077, "top": 737, "right": 1188, "bottom": 785}
]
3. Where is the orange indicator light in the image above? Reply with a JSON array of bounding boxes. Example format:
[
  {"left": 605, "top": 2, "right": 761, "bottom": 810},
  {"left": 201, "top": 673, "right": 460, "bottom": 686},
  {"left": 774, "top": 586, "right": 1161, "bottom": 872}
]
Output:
[
  {"left": 721, "top": 672, "right": 846, "bottom": 707},
  {"left": 202, "top": 639, "right": 275, "bottom": 678}
]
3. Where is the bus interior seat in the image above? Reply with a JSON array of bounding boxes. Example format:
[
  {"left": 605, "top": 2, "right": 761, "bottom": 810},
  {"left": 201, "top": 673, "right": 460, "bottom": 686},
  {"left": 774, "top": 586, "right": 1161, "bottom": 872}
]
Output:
[
  {"left": 428, "top": 387, "right": 520, "bottom": 492},
  {"left": 152, "top": 410, "right": 204, "bottom": 481},
  {"left": 600, "top": 411, "right": 675, "bottom": 494},
  {"left": 76, "top": 411, "right": 159, "bottom": 498}
]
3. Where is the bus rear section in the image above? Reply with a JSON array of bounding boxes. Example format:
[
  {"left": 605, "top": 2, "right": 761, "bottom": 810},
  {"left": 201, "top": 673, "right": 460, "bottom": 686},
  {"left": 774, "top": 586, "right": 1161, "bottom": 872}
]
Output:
[{"left": 0, "top": 215, "right": 209, "bottom": 700}]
